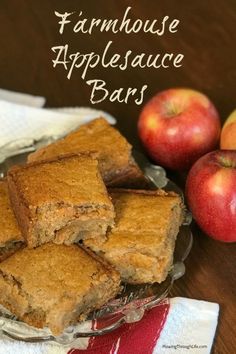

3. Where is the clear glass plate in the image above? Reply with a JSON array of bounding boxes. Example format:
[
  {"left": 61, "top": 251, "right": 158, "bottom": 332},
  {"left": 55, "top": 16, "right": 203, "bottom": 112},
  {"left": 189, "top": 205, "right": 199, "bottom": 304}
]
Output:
[{"left": 0, "top": 139, "right": 192, "bottom": 345}]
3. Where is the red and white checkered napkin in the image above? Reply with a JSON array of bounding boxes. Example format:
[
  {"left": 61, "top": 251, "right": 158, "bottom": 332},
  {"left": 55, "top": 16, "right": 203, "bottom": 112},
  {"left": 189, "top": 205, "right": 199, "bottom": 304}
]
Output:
[{"left": 0, "top": 297, "right": 219, "bottom": 354}]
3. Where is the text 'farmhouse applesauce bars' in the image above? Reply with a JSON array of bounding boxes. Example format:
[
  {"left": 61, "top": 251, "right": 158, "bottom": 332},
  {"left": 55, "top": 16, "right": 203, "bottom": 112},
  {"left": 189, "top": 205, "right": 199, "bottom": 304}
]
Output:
[
  {"left": 7, "top": 154, "right": 115, "bottom": 248},
  {"left": 28, "top": 118, "right": 146, "bottom": 187}
]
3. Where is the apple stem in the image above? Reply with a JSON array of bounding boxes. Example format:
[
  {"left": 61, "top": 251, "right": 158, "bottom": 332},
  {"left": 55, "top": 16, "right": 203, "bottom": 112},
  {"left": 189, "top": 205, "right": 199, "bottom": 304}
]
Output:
[
  {"left": 218, "top": 156, "right": 236, "bottom": 168},
  {"left": 165, "top": 102, "right": 183, "bottom": 117}
]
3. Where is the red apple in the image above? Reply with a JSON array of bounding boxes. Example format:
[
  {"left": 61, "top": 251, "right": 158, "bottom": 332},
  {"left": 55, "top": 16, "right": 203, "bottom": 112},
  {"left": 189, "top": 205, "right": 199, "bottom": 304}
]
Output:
[
  {"left": 220, "top": 109, "right": 236, "bottom": 149},
  {"left": 138, "top": 88, "right": 221, "bottom": 170},
  {"left": 186, "top": 150, "right": 236, "bottom": 242}
]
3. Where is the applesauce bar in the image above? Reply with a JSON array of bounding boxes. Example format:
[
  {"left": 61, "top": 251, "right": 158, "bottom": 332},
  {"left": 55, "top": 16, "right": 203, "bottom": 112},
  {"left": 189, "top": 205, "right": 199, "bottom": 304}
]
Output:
[
  {"left": 7, "top": 154, "right": 115, "bottom": 248},
  {"left": 27, "top": 118, "right": 146, "bottom": 187},
  {"left": 0, "top": 180, "right": 24, "bottom": 262},
  {"left": 84, "top": 189, "right": 183, "bottom": 284},
  {"left": 0, "top": 243, "right": 121, "bottom": 335}
]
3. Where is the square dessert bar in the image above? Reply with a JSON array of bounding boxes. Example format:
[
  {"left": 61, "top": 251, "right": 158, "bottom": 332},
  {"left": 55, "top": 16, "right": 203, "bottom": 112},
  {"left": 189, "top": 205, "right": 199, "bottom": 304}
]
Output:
[
  {"left": 7, "top": 154, "right": 115, "bottom": 248},
  {"left": 0, "top": 243, "right": 121, "bottom": 335},
  {"left": 84, "top": 189, "right": 183, "bottom": 284},
  {"left": 28, "top": 118, "right": 146, "bottom": 187},
  {"left": 0, "top": 180, "right": 24, "bottom": 261}
]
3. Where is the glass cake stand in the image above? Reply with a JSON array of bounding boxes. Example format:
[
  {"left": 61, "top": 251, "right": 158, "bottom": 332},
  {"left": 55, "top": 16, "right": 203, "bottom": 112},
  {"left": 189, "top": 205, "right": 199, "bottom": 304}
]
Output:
[{"left": 0, "top": 138, "right": 193, "bottom": 345}]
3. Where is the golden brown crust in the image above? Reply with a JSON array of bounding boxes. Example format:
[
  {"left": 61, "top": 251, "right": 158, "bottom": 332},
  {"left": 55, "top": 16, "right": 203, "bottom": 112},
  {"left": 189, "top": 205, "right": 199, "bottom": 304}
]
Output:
[
  {"left": 0, "top": 180, "right": 24, "bottom": 261},
  {"left": 0, "top": 180, "right": 23, "bottom": 245},
  {"left": 105, "top": 163, "right": 148, "bottom": 188},
  {"left": 108, "top": 188, "right": 179, "bottom": 197},
  {"left": 0, "top": 241, "right": 24, "bottom": 263},
  {"left": 7, "top": 154, "right": 115, "bottom": 248},
  {"left": 0, "top": 243, "right": 121, "bottom": 335},
  {"left": 84, "top": 189, "right": 183, "bottom": 284},
  {"left": 27, "top": 118, "right": 146, "bottom": 187}
]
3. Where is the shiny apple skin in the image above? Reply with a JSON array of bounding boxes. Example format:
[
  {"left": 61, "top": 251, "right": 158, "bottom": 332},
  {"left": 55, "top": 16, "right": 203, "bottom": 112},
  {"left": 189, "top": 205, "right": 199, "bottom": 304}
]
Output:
[
  {"left": 220, "top": 110, "right": 236, "bottom": 149},
  {"left": 138, "top": 88, "right": 221, "bottom": 170},
  {"left": 186, "top": 150, "right": 236, "bottom": 242}
]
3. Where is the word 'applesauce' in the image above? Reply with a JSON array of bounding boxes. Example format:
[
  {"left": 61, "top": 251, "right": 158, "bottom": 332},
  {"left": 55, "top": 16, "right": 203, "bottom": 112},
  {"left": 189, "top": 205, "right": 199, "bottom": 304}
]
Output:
[{"left": 52, "top": 41, "right": 183, "bottom": 80}]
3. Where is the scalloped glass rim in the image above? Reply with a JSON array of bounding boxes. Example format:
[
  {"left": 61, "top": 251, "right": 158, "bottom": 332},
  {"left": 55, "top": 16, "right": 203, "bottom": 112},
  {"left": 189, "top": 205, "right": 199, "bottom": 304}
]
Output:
[{"left": 0, "top": 140, "right": 193, "bottom": 344}]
